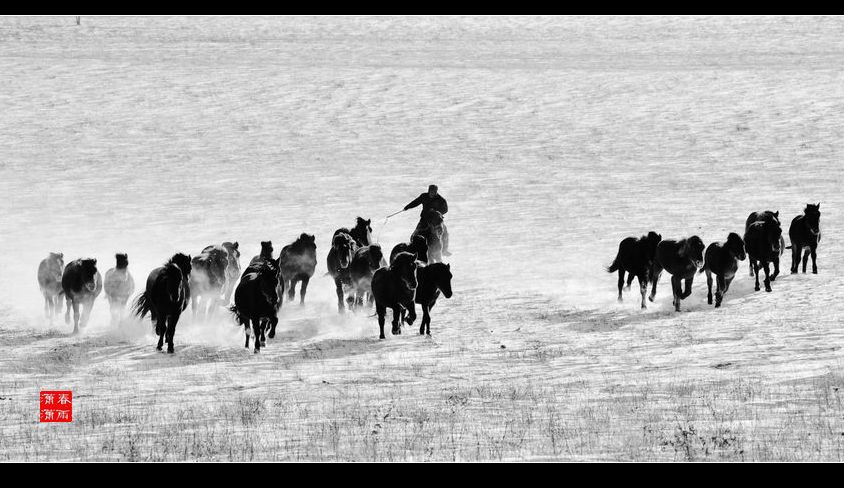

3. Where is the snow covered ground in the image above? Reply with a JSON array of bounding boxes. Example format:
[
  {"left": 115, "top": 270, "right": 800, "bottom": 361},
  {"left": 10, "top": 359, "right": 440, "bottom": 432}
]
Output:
[{"left": 1, "top": 16, "right": 843, "bottom": 461}]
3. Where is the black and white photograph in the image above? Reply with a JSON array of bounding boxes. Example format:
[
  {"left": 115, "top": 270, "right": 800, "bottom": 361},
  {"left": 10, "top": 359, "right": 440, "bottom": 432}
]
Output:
[{"left": 0, "top": 15, "right": 840, "bottom": 462}]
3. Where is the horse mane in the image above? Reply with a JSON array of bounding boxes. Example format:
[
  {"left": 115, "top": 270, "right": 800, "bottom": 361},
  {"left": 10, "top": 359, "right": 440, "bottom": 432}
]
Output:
[{"left": 166, "top": 253, "right": 192, "bottom": 276}]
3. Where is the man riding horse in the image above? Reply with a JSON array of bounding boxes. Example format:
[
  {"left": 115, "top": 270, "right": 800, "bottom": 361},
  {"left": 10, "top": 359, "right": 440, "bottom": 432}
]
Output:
[{"left": 404, "top": 185, "right": 451, "bottom": 256}]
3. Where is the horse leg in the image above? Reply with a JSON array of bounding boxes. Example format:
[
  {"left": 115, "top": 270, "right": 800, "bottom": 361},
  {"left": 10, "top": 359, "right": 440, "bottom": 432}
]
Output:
[
  {"left": 681, "top": 275, "right": 694, "bottom": 300},
  {"left": 71, "top": 300, "right": 81, "bottom": 334},
  {"left": 771, "top": 255, "right": 780, "bottom": 281},
  {"left": 637, "top": 273, "right": 648, "bottom": 309},
  {"left": 749, "top": 258, "right": 755, "bottom": 277},
  {"left": 156, "top": 316, "right": 166, "bottom": 351},
  {"left": 715, "top": 274, "right": 726, "bottom": 308},
  {"left": 625, "top": 272, "right": 635, "bottom": 290},
  {"left": 166, "top": 314, "right": 178, "bottom": 353},
  {"left": 259, "top": 319, "right": 267, "bottom": 347},
  {"left": 791, "top": 245, "right": 800, "bottom": 273},
  {"left": 422, "top": 304, "right": 431, "bottom": 335},
  {"left": 404, "top": 300, "right": 416, "bottom": 325},
  {"left": 810, "top": 244, "right": 818, "bottom": 274},
  {"left": 616, "top": 269, "right": 625, "bottom": 302},
  {"left": 376, "top": 303, "right": 387, "bottom": 340},
  {"left": 752, "top": 260, "right": 760, "bottom": 291},
  {"left": 801, "top": 248, "right": 810, "bottom": 273},
  {"left": 705, "top": 270, "right": 713, "bottom": 305},
  {"left": 65, "top": 296, "right": 72, "bottom": 324},
  {"left": 80, "top": 298, "right": 94, "bottom": 328},
  {"left": 762, "top": 261, "right": 772, "bottom": 292},
  {"left": 391, "top": 306, "right": 402, "bottom": 335},
  {"left": 649, "top": 268, "right": 661, "bottom": 302},
  {"left": 244, "top": 321, "right": 250, "bottom": 349},
  {"left": 335, "top": 278, "right": 345, "bottom": 313},
  {"left": 287, "top": 279, "right": 296, "bottom": 302},
  {"left": 268, "top": 314, "right": 278, "bottom": 339},
  {"left": 671, "top": 275, "right": 681, "bottom": 312},
  {"left": 252, "top": 318, "right": 261, "bottom": 353},
  {"left": 300, "top": 276, "right": 310, "bottom": 305},
  {"left": 43, "top": 292, "right": 50, "bottom": 318}
]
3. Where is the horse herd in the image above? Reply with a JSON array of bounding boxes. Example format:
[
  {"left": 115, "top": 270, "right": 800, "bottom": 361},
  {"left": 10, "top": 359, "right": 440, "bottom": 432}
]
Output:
[
  {"left": 35, "top": 213, "right": 454, "bottom": 353},
  {"left": 608, "top": 204, "right": 822, "bottom": 311}
]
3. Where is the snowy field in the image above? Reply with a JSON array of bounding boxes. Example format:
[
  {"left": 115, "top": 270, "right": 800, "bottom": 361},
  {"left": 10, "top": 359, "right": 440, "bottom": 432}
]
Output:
[{"left": 1, "top": 16, "right": 844, "bottom": 461}]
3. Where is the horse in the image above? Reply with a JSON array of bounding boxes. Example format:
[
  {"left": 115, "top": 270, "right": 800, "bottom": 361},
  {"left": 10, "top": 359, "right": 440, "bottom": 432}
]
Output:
[
  {"left": 411, "top": 209, "right": 444, "bottom": 263},
  {"left": 745, "top": 211, "right": 783, "bottom": 279},
  {"left": 412, "top": 262, "right": 453, "bottom": 336},
  {"left": 349, "top": 244, "right": 384, "bottom": 309},
  {"left": 248, "top": 241, "right": 274, "bottom": 267},
  {"left": 744, "top": 219, "right": 782, "bottom": 293},
  {"left": 326, "top": 232, "right": 358, "bottom": 313},
  {"left": 334, "top": 217, "right": 373, "bottom": 248},
  {"left": 133, "top": 253, "right": 192, "bottom": 353},
  {"left": 653, "top": 236, "right": 705, "bottom": 312},
  {"left": 390, "top": 234, "right": 429, "bottom": 265},
  {"left": 371, "top": 252, "right": 418, "bottom": 339},
  {"left": 220, "top": 241, "right": 241, "bottom": 303},
  {"left": 190, "top": 245, "right": 229, "bottom": 319},
  {"left": 104, "top": 253, "right": 135, "bottom": 325},
  {"left": 606, "top": 231, "right": 662, "bottom": 309},
  {"left": 789, "top": 203, "right": 821, "bottom": 274},
  {"left": 37, "top": 252, "right": 64, "bottom": 321},
  {"left": 61, "top": 258, "right": 102, "bottom": 334},
  {"left": 700, "top": 233, "right": 746, "bottom": 307},
  {"left": 231, "top": 260, "right": 281, "bottom": 353},
  {"left": 279, "top": 233, "right": 317, "bottom": 305}
]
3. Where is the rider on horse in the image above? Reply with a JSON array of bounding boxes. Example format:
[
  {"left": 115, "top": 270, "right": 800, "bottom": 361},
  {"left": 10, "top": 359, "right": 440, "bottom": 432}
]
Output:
[{"left": 404, "top": 184, "right": 451, "bottom": 256}]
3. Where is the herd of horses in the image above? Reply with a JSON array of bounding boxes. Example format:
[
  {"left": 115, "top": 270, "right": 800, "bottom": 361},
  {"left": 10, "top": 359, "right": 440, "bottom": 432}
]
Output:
[
  {"left": 35, "top": 209, "right": 453, "bottom": 353},
  {"left": 608, "top": 204, "right": 822, "bottom": 311}
]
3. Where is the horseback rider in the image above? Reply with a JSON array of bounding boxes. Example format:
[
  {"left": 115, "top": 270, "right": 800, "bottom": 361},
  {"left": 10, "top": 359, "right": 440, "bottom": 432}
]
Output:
[{"left": 404, "top": 184, "right": 451, "bottom": 256}]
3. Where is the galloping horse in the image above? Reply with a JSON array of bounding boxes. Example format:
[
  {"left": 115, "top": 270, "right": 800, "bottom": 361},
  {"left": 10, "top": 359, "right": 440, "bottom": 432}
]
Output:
[
  {"left": 279, "top": 233, "right": 317, "bottom": 305},
  {"left": 133, "top": 253, "right": 192, "bottom": 353},
  {"left": 37, "top": 252, "right": 65, "bottom": 321},
  {"left": 190, "top": 245, "right": 229, "bottom": 319},
  {"left": 745, "top": 219, "right": 782, "bottom": 293},
  {"left": 61, "top": 258, "right": 102, "bottom": 334},
  {"left": 104, "top": 253, "right": 135, "bottom": 325},
  {"left": 701, "top": 233, "right": 746, "bottom": 308},
  {"left": 745, "top": 211, "right": 783, "bottom": 280},
  {"left": 653, "top": 236, "right": 705, "bottom": 312},
  {"left": 326, "top": 232, "right": 358, "bottom": 313},
  {"left": 789, "top": 203, "right": 821, "bottom": 274},
  {"left": 371, "top": 252, "right": 418, "bottom": 339},
  {"left": 411, "top": 209, "right": 444, "bottom": 263},
  {"left": 607, "top": 231, "right": 662, "bottom": 309},
  {"left": 231, "top": 260, "right": 281, "bottom": 353}
]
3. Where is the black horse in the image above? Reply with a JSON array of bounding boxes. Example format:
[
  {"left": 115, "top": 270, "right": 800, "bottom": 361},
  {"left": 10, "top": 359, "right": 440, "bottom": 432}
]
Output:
[
  {"left": 104, "top": 253, "right": 135, "bottom": 325},
  {"left": 220, "top": 241, "right": 241, "bottom": 303},
  {"left": 744, "top": 219, "right": 782, "bottom": 293},
  {"left": 745, "top": 211, "right": 783, "bottom": 279},
  {"left": 606, "top": 231, "right": 662, "bottom": 309},
  {"left": 411, "top": 209, "right": 444, "bottom": 263},
  {"left": 231, "top": 260, "right": 281, "bottom": 353},
  {"left": 190, "top": 245, "right": 229, "bottom": 319},
  {"left": 390, "top": 234, "right": 429, "bottom": 265},
  {"left": 371, "top": 252, "right": 418, "bottom": 339},
  {"left": 133, "top": 253, "right": 192, "bottom": 353},
  {"left": 653, "top": 236, "right": 705, "bottom": 312},
  {"left": 248, "top": 241, "right": 274, "bottom": 267},
  {"left": 349, "top": 244, "right": 385, "bottom": 309},
  {"left": 701, "top": 233, "right": 746, "bottom": 308},
  {"left": 412, "top": 262, "right": 453, "bottom": 336},
  {"left": 61, "top": 258, "right": 102, "bottom": 334},
  {"left": 334, "top": 217, "right": 373, "bottom": 248},
  {"left": 789, "top": 203, "right": 821, "bottom": 274},
  {"left": 279, "top": 233, "right": 317, "bottom": 305},
  {"left": 326, "top": 231, "right": 358, "bottom": 313},
  {"left": 37, "top": 252, "right": 64, "bottom": 321}
]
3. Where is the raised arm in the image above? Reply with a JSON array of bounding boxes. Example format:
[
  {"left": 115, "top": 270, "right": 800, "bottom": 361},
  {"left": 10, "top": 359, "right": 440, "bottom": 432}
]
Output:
[{"left": 403, "top": 194, "right": 425, "bottom": 211}]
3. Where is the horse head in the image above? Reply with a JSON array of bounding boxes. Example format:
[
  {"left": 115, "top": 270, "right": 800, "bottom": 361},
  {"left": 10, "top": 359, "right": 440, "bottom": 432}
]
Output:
[
  {"left": 726, "top": 233, "right": 746, "bottom": 261},
  {"left": 410, "top": 234, "right": 429, "bottom": 263},
  {"left": 80, "top": 258, "right": 98, "bottom": 292},
  {"left": 431, "top": 262, "right": 453, "bottom": 298},
  {"left": 678, "top": 236, "right": 705, "bottom": 269},
  {"left": 115, "top": 253, "right": 129, "bottom": 269},
  {"left": 367, "top": 244, "right": 384, "bottom": 269},
  {"left": 767, "top": 220, "right": 783, "bottom": 253},
  {"left": 49, "top": 252, "right": 64, "bottom": 270},
  {"left": 804, "top": 203, "right": 821, "bottom": 236},
  {"left": 298, "top": 233, "right": 317, "bottom": 253},
  {"left": 170, "top": 253, "right": 193, "bottom": 279},
  {"left": 257, "top": 263, "right": 280, "bottom": 307},
  {"left": 332, "top": 233, "right": 355, "bottom": 268},
  {"left": 392, "top": 252, "right": 418, "bottom": 291},
  {"left": 260, "top": 241, "right": 274, "bottom": 260},
  {"left": 354, "top": 217, "right": 373, "bottom": 245}
]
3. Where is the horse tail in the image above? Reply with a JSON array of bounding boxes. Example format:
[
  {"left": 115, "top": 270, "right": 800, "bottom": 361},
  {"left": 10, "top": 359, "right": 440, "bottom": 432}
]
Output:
[
  {"left": 606, "top": 254, "right": 621, "bottom": 273},
  {"left": 132, "top": 292, "right": 150, "bottom": 319},
  {"left": 229, "top": 305, "right": 246, "bottom": 326}
]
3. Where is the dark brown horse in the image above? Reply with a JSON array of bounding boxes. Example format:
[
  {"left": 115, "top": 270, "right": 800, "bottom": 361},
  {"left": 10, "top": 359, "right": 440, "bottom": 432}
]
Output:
[
  {"left": 744, "top": 219, "right": 782, "bottom": 293},
  {"left": 37, "top": 252, "right": 64, "bottom": 321},
  {"left": 326, "top": 232, "right": 358, "bottom": 313},
  {"left": 390, "top": 234, "right": 429, "bottom": 265},
  {"left": 607, "top": 231, "right": 662, "bottom": 309},
  {"left": 653, "top": 236, "right": 705, "bottom": 312},
  {"left": 371, "top": 252, "right": 418, "bottom": 339},
  {"left": 411, "top": 209, "right": 444, "bottom": 263},
  {"left": 789, "top": 203, "right": 821, "bottom": 274},
  {"left": 231, "top": 260, "right": 281, "bottom": 353},
  {"left": 412, "top": 262, "right": 452, "bottom": 336},
  {"left": 104, "top": 253, "right": 135, "bottom": 325},
  {"left": 745, "top": 211, "right": 783, "bottom": 279},
  {"left": 701, "top": 233, "right": 746, "bottom": 307},
  {"left": 133, "top": 253, "right": 192, "bottom": 353},
  {"left": 61, "top": 258, "right": 102, "bottom": 334},
  {"left": 279, "top": 233, "right": 317, "bottom": 305},
  {"left": 349, "top": 244, "right": 384, "bottom": 309},
  {"left": 334, "top": 217, "right": 373, "bottom": 247}
]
